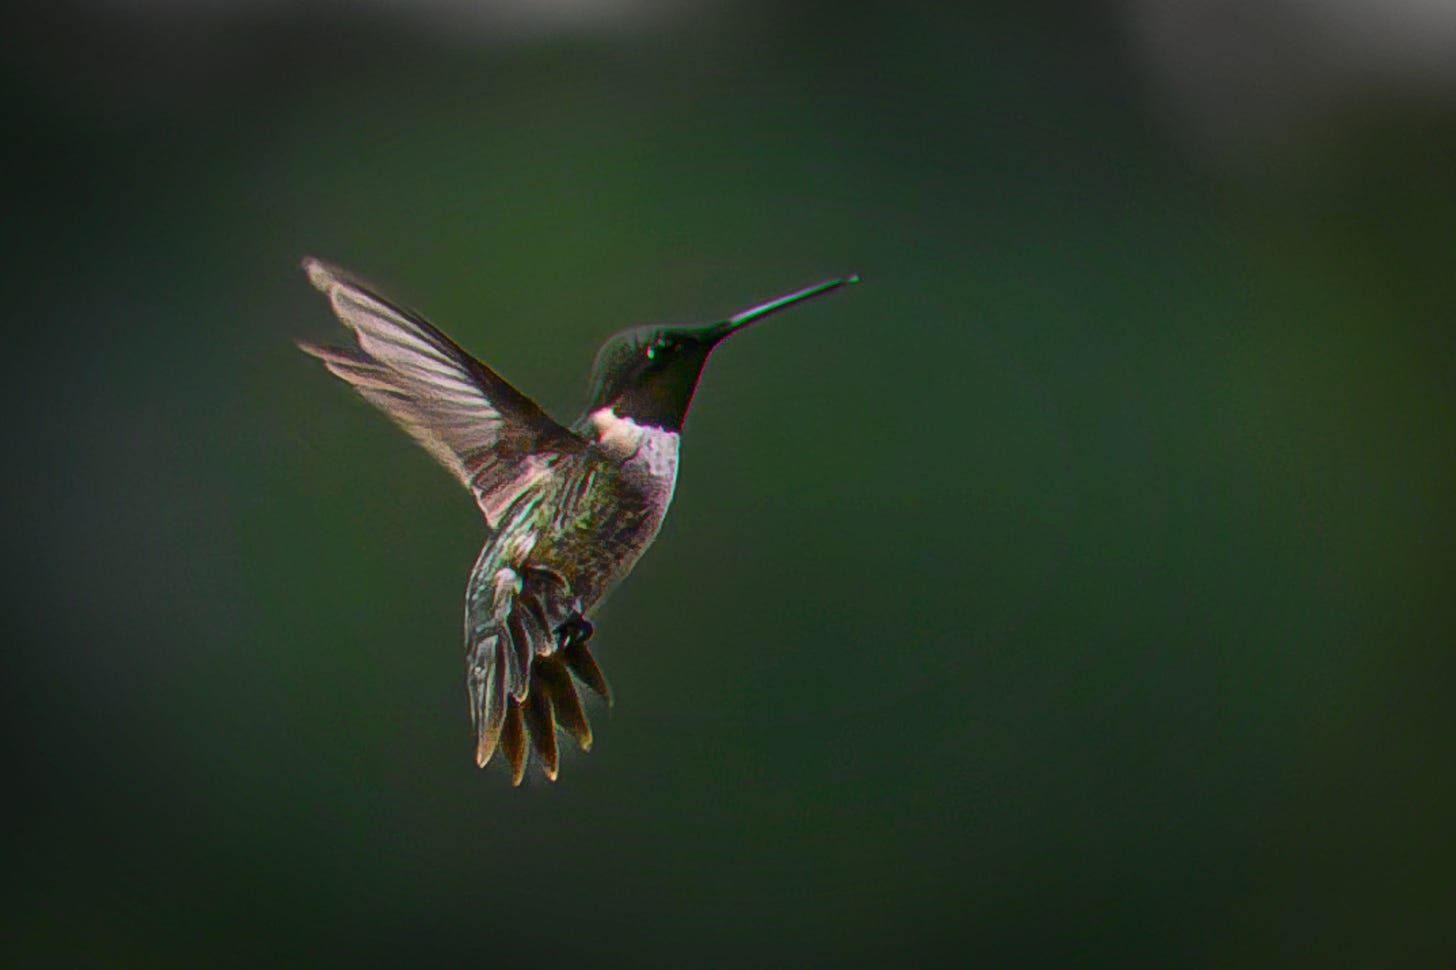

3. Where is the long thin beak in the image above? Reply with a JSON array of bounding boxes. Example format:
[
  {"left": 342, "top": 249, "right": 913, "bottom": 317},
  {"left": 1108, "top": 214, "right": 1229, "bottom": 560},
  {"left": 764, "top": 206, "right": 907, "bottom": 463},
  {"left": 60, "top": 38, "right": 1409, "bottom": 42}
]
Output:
[{"left": 706, "top": 274, "right": 860, "bottom": 342}]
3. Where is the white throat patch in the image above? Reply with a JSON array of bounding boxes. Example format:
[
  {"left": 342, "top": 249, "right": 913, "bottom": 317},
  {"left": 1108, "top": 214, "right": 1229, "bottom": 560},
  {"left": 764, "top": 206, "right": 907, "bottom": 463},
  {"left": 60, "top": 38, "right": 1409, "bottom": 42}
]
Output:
[
  {"left": 590, "top": 407, "right": 648, "bottom": 460},
  {"left": 589, "top": 407, "right": 680, "bottom": 483}
]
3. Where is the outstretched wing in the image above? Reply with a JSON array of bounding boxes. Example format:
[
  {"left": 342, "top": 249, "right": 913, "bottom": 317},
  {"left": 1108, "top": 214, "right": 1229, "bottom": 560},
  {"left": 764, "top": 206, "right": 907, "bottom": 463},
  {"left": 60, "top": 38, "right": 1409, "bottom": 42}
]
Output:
[{"left": 298, "top": 257, "right": 585, "bottom": 528}]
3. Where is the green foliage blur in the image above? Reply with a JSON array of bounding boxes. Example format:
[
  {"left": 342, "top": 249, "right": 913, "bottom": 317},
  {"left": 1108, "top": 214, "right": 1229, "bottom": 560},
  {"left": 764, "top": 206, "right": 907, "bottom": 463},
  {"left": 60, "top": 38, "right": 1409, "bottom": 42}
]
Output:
[{"left": 4, "top": 1, "right": 1454, "bottom": 965}]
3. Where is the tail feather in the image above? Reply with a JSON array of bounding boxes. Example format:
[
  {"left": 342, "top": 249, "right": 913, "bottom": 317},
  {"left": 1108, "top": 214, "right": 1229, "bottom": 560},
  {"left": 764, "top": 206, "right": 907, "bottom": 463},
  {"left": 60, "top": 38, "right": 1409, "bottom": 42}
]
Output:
[
  {"left": 563, "top": 641, "right": 612, "bottom": 703},
  {"left": 536, "top": 656, "right": 593, "bottom": 752},
  {"left": 469, "top": 637, "right": 508, "bottom": 768},
  {"left": 518, "top": 591, "right": 552, "bottom": 637},
  {"left": 500, "top": 698, "right": 527, "bottom": 786},
  {"left": 505, "top": 612, "right": 534, "bottom": 702},
  {"left": 468, "top": 564, "right": 609, "bottom": 780},
  {"left": 523, "top": 686, "right": 559, "bottom": 780}
]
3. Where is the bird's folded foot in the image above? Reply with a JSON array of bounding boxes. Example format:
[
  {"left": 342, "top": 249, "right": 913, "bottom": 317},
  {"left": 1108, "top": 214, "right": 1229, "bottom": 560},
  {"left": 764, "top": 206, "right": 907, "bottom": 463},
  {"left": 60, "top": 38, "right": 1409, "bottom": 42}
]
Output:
[{"left": 555, "top": 612, "right": 594, "bottom": 651}]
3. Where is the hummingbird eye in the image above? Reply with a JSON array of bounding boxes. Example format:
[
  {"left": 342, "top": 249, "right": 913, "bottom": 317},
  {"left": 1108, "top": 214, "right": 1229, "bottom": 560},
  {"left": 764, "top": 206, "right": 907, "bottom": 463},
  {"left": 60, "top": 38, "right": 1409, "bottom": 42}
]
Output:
[{"left": 646, "top": 336, "right": 672, "bottom": 360}]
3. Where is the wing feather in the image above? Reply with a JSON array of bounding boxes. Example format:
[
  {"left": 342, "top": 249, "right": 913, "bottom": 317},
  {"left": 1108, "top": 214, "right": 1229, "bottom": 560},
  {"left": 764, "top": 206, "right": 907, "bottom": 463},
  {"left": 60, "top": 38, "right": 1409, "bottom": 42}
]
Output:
[{"left": 299, "top": 257, "right": 584, "bottom": 528}]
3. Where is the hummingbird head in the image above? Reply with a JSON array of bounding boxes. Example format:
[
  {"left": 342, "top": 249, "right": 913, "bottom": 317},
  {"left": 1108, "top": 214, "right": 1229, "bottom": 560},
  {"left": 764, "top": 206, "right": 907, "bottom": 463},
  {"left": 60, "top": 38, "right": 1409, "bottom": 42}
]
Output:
[{"left": 584, "top": 275, "right": 859, "bottom": 435}]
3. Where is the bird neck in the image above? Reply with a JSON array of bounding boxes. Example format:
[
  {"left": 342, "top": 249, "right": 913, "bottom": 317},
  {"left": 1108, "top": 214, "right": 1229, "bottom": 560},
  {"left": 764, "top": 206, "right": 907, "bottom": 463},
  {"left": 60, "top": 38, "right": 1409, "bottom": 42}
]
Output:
[{"left": 588, "top": 406, "right": 681, "bottom": 466}]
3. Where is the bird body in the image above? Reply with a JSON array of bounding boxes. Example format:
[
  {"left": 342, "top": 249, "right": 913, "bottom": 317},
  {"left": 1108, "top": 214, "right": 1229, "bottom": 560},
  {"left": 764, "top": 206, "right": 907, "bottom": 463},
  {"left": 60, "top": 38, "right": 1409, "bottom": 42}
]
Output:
[{"left": 300, "top": 258, "right": 855, "bottom": 782}]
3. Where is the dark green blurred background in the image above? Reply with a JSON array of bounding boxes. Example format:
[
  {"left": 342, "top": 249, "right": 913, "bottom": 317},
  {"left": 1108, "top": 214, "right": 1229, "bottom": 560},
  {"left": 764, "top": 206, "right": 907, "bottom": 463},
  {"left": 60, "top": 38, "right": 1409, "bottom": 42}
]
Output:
[{"left": 5, "top": 0, "right": 1454, "bottom": 965}]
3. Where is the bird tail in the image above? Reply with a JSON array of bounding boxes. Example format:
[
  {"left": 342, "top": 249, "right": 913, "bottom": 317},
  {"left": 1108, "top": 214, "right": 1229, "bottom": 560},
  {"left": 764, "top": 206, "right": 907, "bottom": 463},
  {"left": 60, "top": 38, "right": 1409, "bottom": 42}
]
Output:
[{"left": 467, "top": 569, "right": 611, "bottom": 784}]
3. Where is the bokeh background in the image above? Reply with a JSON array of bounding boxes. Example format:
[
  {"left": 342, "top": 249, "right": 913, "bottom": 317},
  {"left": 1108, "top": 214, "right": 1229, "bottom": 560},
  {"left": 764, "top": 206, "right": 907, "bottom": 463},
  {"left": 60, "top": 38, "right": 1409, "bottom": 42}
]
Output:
[{"left": 5, "top": 0, "right": 1455, "bottom": 965}]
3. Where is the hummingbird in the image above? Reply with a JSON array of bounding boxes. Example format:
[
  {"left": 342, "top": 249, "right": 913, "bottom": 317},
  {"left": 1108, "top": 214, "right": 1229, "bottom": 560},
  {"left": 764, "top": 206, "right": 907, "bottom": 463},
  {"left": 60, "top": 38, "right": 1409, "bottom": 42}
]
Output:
[{"left": 299, "top": 258, "right": 857, "bottom": 783}]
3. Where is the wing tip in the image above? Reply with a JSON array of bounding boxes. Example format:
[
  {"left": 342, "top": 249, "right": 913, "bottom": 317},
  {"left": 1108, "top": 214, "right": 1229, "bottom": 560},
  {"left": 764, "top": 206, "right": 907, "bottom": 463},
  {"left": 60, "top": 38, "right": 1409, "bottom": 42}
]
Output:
[
  {"left": 301, "top": 256, "right": 337, "bottom": 293},
  {"left": 296, "top": 338, "right": 329, "bottom": 360}
]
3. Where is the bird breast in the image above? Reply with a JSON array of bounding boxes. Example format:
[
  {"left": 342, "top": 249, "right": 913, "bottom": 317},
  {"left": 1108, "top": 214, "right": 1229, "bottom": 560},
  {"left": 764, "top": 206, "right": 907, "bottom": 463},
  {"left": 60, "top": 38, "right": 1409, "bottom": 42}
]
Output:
[
  {"left": 559, "top": 407, "right": 680, "bottom": 600},
  {"left": 588, "top": 407, "right": 681, "bottom": 495}
]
